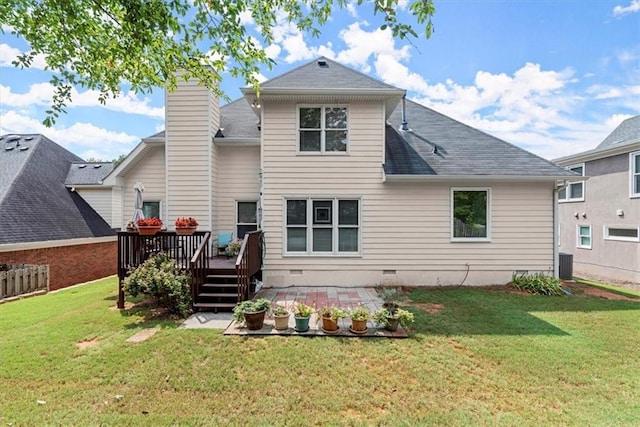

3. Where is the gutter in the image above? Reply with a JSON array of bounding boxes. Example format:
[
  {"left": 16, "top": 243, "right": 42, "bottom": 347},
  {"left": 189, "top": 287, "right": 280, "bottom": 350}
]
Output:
[{"left": 384, "top": 174, "right": 583, "bottom": 183}]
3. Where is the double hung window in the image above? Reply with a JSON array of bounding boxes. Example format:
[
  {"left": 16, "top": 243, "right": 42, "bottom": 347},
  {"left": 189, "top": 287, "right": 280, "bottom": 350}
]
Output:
[
  {"left": 298, "top": 106, "right": 348, "bottom": 153},
  {"left": 559, "top": 164, "right": 585, "bottom": 202}
]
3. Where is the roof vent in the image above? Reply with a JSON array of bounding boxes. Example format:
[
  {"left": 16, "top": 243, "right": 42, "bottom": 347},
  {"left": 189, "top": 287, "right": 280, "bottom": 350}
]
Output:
[
  {"left": 78, "top": 164, "right": 87, "bottom": 169},
  {"left": 5, "top": 145, "right": 14, "bottom": 151},
  {"left": 93, "top": 164, "right": 102, "bottom": 168},
  {"left": 24, "top": 136, "right": 34, "bottom": 141},
  {"left": 6, "top": 135, "right": 20, "bottom": 143},
  {"left": 317, "top": 59, "right": 328, "bottom": 68},
  {"left": 432, "top": 146, "right": 438, "bottom": 155},
  {"left": 19, "top": 146, "right": 29, "bottom": 151}
]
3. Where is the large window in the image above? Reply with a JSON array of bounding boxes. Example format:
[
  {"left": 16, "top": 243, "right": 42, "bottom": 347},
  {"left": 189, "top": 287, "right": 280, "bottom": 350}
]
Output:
[
  {"left": 451, "top": 188, "right": 490, "bottom": 241},
  {"left": 285, "top": 198, "right": 359, "bottom": 254},
  {"left": 237, "top": 201, "right": 258, "bottom": 239},
  {"left": 604, "top": 226, "right": 639, "bottom": 242},
  {"left": 577, "top": 225, "right": 592, "bottom": 249},
  {"left": 298, "top": 106, "right": 348, "bottom": 153},
  {"left": 142, "top": 201, "right": 160, "bottom": 219},
  {"left": 631, "top": 152, "right": 640, "bottom": 198},
  {"left": 559, "top": 164, "right": 585, "bottom": 202}
]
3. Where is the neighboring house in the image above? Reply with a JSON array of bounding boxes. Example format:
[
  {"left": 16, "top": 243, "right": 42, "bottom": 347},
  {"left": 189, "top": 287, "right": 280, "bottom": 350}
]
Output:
[
  {"left": 555, "top": 115, "right": 640, "bottom": 283},
  {"left": 0, "top": 134, "right": 117, "bottom": 290},
  {"left": 104, "top": 57, "right": 576, "bottom": 287}
]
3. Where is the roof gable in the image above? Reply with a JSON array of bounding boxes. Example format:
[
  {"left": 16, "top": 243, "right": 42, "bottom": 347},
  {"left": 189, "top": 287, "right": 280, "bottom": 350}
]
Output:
[
  {"left": 597, "top": 115, "right": 640, "bottom": 149},
  {"left": 259, "top": 57, "right": 400, "bottom": 91}
]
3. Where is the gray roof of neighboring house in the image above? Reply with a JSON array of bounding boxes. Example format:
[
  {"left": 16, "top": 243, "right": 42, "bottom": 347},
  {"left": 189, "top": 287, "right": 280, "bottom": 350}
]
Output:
[
  {"left": 260, "top": 56, "right": 399, "bottom": 91},
  {"left": 0, "top": 134, "right": 115, "bottom": 244},
  {"left": 596, "top": 115, "right": 640, "bottom": 150},
  {"left": 384, "top": 100, "right": 576, "bottom": 177},
  {"left": 65, "top": 162, "right": 114, "bottom": 185}
]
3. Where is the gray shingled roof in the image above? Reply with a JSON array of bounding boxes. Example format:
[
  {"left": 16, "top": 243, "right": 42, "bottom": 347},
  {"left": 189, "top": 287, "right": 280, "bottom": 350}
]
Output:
[
  {"left": 0, "top": 134, "right": 115, "bottom": 244},
  {"left": 384, "top": 100, "right": 576, "bottom": 177},
  {"left": 66, "top": 162, "right": 114, "bottom": 185},
  {"left": 596, "top": 115, "right": 640, "bottom": 150},
  {"left": 260, "top": 56, "right": 399, "bottom": 91},
  {"left": 219, "top": 98, "right": 260, "bottom": 139}
]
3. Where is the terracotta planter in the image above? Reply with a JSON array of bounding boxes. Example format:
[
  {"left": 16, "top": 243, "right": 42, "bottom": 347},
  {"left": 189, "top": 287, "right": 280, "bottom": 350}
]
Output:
[
  {"left": 273, "top": 313, "right": 290, "bottom": 331},
  {"left": 294, "top": 316, "right": 310, "bottom": 332},
  {"left": 136, "top": 225, "right": 162, "bottom": 235},
  {"left": 175, "top": 226, "right": 197, "bottom": 235},
  {"left": 321, "top": 316, "right": 339, "bottom": 333},
  {"left": 244, "top": 310, "right": 266, "bottom": 330},
  {"left": 350, "top": 318, "right": 368, "bottom": 334}
]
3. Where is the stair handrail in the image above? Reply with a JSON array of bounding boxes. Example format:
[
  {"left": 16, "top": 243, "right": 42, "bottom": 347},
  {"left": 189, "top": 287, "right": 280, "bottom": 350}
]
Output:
[
  {"left": 189, "top": 232, "right": 211, "bottom": 309},
  {"left": 235, "top": 230, "right": 262, "bottom": 302}
]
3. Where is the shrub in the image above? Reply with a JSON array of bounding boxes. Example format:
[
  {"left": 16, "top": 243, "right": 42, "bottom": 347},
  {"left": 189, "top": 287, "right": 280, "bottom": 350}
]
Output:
[
  {"left": 123, "top": 252, "right": 192, "bottom": 317},
  {"left": 511, "top": 272, "right": 563, "bottom": 296}
]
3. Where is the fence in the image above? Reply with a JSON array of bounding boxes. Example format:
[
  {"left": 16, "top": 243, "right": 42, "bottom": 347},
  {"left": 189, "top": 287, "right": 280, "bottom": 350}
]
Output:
[{"left": 0, "top": 264, "right": 49, "bottom": 300}]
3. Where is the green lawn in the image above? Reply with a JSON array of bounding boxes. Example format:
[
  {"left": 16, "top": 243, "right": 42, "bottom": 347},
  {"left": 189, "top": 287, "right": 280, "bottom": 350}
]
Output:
[{"left": 1, "top": 277, "right": 639, "bottom": 426}]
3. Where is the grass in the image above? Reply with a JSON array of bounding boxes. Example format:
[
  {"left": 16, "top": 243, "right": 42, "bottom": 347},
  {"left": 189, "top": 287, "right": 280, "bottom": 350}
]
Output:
[
  {"left": 1, "top": 277, "right": 640, "bottom": 425},
  {"left": 574, "top": 277, "right": 640, "bottom": 298}
]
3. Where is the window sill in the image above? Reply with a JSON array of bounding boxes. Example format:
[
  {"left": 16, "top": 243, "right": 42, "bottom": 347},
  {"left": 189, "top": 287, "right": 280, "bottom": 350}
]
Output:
[
  {"left": 296, "top": 151, "right": 349, "bottom": 156},
  {"left": 559, "top": 198, "right": 585, "bottom": 203},
  {"left": 283, "top": 253, "right": 362, "bottom": 258},
  {"left": 450, "top": 238, "right": 492, "bottom": 243},
  {"left": 576, "top": 246, "right": 592, "bottom": 250}
]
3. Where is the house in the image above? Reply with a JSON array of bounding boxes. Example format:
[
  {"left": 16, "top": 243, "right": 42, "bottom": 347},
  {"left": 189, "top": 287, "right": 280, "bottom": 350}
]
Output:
[
  {"left": 106, "top": 56, "right": 577, "bottom": 298},
  {"left": 0, "top": 134, "right": 117, "bottom": 290},
  {"left": 555, "top": 115, "right": 640, "bottom": 283}
]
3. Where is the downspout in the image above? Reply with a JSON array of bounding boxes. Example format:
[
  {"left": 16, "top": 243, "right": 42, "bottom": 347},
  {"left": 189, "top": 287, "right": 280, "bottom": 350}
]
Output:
[{"left": 552, "top": 181, "right": 565, "bottom": 278}]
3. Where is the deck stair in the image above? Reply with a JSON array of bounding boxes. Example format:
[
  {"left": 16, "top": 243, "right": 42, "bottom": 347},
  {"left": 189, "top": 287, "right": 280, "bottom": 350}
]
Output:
[{"left": 193, "top": 268, "right": 239, "bottom": 312}]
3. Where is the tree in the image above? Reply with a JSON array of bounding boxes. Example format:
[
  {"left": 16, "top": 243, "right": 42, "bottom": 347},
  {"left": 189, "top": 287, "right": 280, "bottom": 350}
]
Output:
[{"left": 0, "top": 0, "right": 435, "bottom": 126}]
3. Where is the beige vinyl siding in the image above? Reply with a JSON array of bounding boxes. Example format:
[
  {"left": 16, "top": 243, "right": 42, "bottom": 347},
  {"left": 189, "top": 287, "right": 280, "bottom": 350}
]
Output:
[
  {"left": 76, "top": 188, "right": 113, "bottom": 226},
  {"left": 111, "top": 185, "right": 122, "bottom": 229},
  {"left": 122, "top": 146, "right": 166, "bottom": 224},
  {"left": 216, "top": 145, "right": 260, "bottom": 237},
  {"left": 165, "top": 77, "right": 216, "bottom": 230},
  {"left": 261, "top": 99, "right": 555, "bottom": 286}
]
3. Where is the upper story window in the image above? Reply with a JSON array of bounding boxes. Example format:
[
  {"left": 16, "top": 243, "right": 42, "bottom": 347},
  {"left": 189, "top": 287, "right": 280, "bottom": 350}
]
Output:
[
  {"left": 604, "top": 226, "right": 639, "bottom": 242},
  {"left": 631, "top": 151, "right": 640, "bottom": 198},
  {"left": 298, "top": 106, "right": 348, "bottom": 153},
  {"left": 559, "top": 164, "right": 585, "bottom": 202},
  {"left": 451, "top": 188, "right": 491, "bottom": 242}
]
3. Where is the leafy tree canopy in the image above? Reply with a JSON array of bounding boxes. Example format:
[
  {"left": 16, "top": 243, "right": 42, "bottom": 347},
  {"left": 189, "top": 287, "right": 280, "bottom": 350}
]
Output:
[{"left": 0, "top": 0, "right": 435, "bottom": 126}]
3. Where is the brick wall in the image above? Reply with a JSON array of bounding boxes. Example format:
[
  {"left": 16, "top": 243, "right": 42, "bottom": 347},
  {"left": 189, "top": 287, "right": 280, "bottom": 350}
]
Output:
[{"left": 0, "top": 240, "right": 117, "bottom": 291}]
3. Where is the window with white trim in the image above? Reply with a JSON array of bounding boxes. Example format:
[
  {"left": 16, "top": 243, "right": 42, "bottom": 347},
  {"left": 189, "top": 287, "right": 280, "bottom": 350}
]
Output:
[
  {"left": 559, "top": 164, "right": 585, "bottom": 202},
  {"left": 451, "top": 188, "right": 491, "bottom": 241},
  {"left": 631, "top": 151, "right": 640, "bottom": 198},
  {"left": 577, "top": 225, "right": 592, "bottom": 249},
  {"left": 604, "top": 226, "right": 639, "bottom": 242},
  {"left": 237, "top": 201, "right": 258, "bottom": 239},
  {"left": 142, "top": 201, "right": 160, "bottom": 219},
  {"left": 285, "top": 198, "right": 359, "bottom": 254},
  {"left": 298, "top": 106, "right": 348, "bottom": 153}
]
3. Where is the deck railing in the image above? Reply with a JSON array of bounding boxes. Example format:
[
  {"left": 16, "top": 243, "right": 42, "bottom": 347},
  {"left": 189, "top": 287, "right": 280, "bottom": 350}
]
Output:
[
  {"left": 188, "top": 232, "right": 211, "bottom": 306},
  {"left": 235, "top": 230, "right": 263, "bottom": 302},
  {"left": 116, "top": 231, "right": 210, "bottom": 309}
]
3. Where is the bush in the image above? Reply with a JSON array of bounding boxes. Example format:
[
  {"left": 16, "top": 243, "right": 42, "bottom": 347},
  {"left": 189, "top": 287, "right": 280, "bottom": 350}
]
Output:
[
  {"left": 123, "top": 252, "right": 192, "bottom": 317},
  {"left": 511, "top": 272, "right": 563, "bottom": 296}
]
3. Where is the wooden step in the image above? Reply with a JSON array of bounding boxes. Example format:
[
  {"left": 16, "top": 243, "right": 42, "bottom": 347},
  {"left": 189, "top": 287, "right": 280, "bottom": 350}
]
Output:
[
  {"left": 201, "top": 283, "right": 237, "bottom": 290},
  {"left": 198, "top": 292, "right": 238, "bottom": 298},
  {"left": 193, "top": 302, "right": 237, "bottom": 310},
  {"left": 206, "top": 274, "right": 237, "bottom": 280}
]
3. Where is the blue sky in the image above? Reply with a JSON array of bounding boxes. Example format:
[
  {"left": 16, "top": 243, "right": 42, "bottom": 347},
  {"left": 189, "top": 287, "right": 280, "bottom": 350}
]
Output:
[{"left": 1, "top": 0, "right": 638, "bottom": 161}]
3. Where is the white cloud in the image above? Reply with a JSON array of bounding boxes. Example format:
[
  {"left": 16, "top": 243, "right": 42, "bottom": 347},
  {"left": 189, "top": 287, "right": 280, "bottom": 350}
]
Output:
[
  {"left": 0, "top": 43, "right": 47, "bottom": 69},
  {"left": 345, "top": 1, "right": 358, "bottom": 18},
  {"left": 1, "top": 83, "right": 164, "bottom": 119},
  {"left": 264, "top": 44, "right": 281, "bottom": 60},
  {"left": 0, "top": 110, "right": 138, "bottom": 159},
  {"left": 335, "top": 23, "right": 410, "bottom": 72},
  {"left": 239, "top": 10, "right": 254, "bottom": 25},
  {"left": 613, "top": 0, "right": 640, "bottom": 16},
  {"left": 268, "top": 10, "right": 335, "bottom": 63}
]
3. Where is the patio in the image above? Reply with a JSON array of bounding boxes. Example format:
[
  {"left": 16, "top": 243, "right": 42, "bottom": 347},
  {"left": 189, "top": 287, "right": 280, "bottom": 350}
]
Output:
[{"left": 180, "top": 286, "right": 409, "bottom": 338}]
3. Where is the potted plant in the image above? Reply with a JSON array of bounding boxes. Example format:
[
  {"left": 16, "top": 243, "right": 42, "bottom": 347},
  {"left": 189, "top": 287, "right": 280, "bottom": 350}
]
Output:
[
  {"left": 174, "top": 216, "right": 198, "bottom": 235},
  {"left": 318, "top": 305, "right": 347, "bottom": 334},
  {"left": 378, "top": 288, "right": 404, "bottom": 313},
  {"left": 232, "top": 298, "right": 271, "bottom": 330},
  {"left": 226, "top": 238, "right": 243, "bottom": 257},
  {"left": 349, "top": 304, "right": 372, "bottom": 334},
  {"left": 373, "top": 307, "right": 414, "bottom": 332},
  {"left": 293, "top": 302, "right": 314, "bottom": 332},
  {"left": 136, "top": 217, "right": 163, "bottom": 235},
  {"left": 271, "top": 305, "right": 290, "bottom": 331}
]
